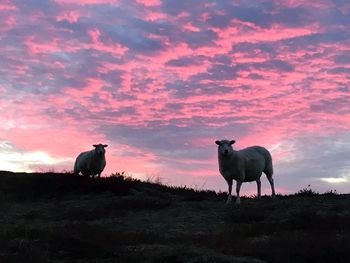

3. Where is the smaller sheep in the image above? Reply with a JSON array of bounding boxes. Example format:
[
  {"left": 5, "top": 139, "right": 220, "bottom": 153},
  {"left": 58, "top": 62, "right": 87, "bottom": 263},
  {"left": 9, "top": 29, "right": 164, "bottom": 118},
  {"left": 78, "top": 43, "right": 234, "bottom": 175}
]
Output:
[
  {"left": 73, "top": 144, "right": 108, "bottom": 178},
  {"left": 215, "top": 139, "right": 275, "bottom": 205}
]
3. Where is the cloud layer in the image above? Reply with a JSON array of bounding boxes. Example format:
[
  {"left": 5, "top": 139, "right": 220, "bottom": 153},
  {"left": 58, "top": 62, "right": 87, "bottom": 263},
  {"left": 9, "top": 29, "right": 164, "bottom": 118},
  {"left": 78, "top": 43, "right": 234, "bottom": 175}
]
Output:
[{"left": 1, "top": 0, "right": 350, "bottom": 194}]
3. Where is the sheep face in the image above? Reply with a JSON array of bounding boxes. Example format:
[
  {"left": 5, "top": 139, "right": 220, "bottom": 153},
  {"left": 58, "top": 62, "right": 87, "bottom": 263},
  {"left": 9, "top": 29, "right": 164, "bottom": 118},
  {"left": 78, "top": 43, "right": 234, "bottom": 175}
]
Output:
[
  {"left": 215, "top": 139, "right": 235, "bottom": 157},
  {"left": 93, "top": 144, "right": 108, "bottom": 156}
]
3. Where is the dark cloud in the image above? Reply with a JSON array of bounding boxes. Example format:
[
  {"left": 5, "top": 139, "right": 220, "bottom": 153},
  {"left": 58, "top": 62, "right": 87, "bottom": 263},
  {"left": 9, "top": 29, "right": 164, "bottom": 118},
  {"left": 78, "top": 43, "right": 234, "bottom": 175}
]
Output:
[
  {"left": 281, "top": 30, "right": 350, "bottom": 53},
  {"left": 327, "top": 67, "right": 350, "bottom": 75},
  {"left": 248, "top": 73, "right": 264, "bottom": 80},
  {"left": 206, "top": 2, "right": 311, "bottom": 28},
  {"left": 161, "top": 0, "right": 205, "bottom": 16},
  {"left": 165, "top": 55, "right": 207, "bottom": 67},
  {"left": 272, "top": 6, "right": 311, "bottom": 27},
  {"left": 209, "top": 54, "right": 233, "bottom": 65},
  {"left": 256, "top": 59, "right": 294, "bottom": 72},
  {"left": 310, "top": 97, "right": 350, "bottom": 114},
  {"left": 101, "top": 106, "right": 138, "bottom": 118},
  {"left": 205, "top": 64, "right": 238, "bottom": 80},
  {"left": 56, "top": 20, "right": 90, "bottom": 39},
  {"left": 100, "top": 70, "right": 124, "bottom": 85},
  {"left": 105, "top": 25, "right": 165, "bottom": 53},
  {"left": 277, "top": 134, "right": 350, "bottom": 192},
  {"left": 206, "top": 13, "right": 232, "bottom": 28},
  {"left": 231, "top": 42, "right": 276, "bottom": 57},
  {"left": 104, "top": 124, "right": 197, "bottom": 152},
  {"left": 228, "top": 6, "right": 272, "bottom": 27},
  {"left": 12, "top": 0, "right": 58, "bottom": 15},
  {"left": 179, "top": 30, "right": 218, "bottom": 49},
  {"left": 165, "top": 79, "right": 237, "bottom": 99},
  {"left": 103, "top": 121, "right": 251, "bottom": 154},
  {"left": 334, "top": 54, "right": 350, "bottom": 64},
  {"left": 132, "top": 18, "right": 174, "bottom": 37}
]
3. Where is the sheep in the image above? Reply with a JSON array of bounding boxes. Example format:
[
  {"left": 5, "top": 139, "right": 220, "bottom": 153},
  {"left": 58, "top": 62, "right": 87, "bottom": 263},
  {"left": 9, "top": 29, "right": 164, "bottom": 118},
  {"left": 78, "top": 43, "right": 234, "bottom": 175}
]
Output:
[
  {"left": 215, "top": 139, "right": 275, "bottom": 205},
  {"left": 73, "top": 144, "right": 108, "bottom": 178}
]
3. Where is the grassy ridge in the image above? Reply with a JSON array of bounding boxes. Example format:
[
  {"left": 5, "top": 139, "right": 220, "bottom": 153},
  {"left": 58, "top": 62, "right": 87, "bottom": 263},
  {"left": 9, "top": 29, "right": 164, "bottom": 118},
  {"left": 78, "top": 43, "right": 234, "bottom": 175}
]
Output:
[{"left": 1, "top": 171, "right": 350, "bottom": 263}]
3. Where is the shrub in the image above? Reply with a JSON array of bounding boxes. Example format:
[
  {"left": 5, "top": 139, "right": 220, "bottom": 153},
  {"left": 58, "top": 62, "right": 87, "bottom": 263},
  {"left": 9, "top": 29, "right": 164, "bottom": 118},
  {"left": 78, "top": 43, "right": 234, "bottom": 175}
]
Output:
[{"left": 295, "top": 184, "right": 319, "bottom": 197}]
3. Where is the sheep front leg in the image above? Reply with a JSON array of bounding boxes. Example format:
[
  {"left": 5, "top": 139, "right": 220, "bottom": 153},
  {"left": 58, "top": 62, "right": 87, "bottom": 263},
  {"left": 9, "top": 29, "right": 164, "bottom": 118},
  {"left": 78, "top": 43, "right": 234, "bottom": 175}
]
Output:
[
  {"left": 236, "top": 181, "right": 242, "bottom": 205},
  {"left": 226, "top": 180, "right": 233, "bottom": 204}
]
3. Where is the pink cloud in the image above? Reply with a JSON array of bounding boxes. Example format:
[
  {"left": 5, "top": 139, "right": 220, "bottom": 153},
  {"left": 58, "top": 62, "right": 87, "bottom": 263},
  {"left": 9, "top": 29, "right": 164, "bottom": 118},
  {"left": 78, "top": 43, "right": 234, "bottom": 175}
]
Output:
[
  {"left": 24, "top": 36, "right": 61, "bottom": 55},
  {"left": 143, "top": 11, "right": 167, "bottom": 21},
  {"left": 54, "top": 0, "right": 117, "bottom": 4},
  {"left": 0, "top": 13, "right": 16, "bottom": 33},
  {"left": 0, "top": 1, "right": 17, "bottom": 11},
  {"left": 56, "top": 9, "right": 82, "bottom": 23},
  {"left": 2, "top": 0, "right": 350, "bottom": 194},
  {"left": 215, "top": 20, "right": 319, "bottom": 50},
  {"left": 86, "top": 28, "right": 129, "bottom": 55},
  {"left": 135, "top": 0, "right": 162, "bottom": 7},
  {"left": 182, "top": 22, "right": 201, "bottom": 32}
]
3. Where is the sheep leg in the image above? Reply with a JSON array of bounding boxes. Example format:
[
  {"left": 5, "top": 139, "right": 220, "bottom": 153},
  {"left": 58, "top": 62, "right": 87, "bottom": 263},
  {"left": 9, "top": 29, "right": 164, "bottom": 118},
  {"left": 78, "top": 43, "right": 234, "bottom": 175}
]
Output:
[
  {"left": 226, "top": 180, "right": 233, "bottom": 204},
  {"left": 256, "top": 179, "right": 261, "bottom": 198},
  {"left": 236, "top": 181, "right": 242, "bottom": 205},
  {"left": 267, "top": 176, "right": 276, "bottom": 198}
]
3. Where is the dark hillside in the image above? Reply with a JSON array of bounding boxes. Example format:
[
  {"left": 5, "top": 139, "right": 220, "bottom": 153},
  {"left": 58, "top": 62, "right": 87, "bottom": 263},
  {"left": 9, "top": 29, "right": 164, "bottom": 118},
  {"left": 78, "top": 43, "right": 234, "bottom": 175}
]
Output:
[{"left": 1, "top": 171, "right": 350, "bottom": 263}]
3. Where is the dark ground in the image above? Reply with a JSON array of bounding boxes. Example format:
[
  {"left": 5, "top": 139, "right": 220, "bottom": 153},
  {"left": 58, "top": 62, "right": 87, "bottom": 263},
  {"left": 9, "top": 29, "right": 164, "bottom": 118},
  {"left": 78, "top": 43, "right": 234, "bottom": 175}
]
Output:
[{"left": 1, "top": 171, "right": 350, "bottom": 263}]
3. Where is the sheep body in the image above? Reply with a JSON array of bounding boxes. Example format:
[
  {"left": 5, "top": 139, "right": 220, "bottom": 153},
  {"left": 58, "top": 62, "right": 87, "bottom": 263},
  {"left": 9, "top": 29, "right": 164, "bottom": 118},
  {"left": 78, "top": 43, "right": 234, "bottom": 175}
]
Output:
[
  {"left": 73, "top": 144, "right": 108, "bottom": 178},
  {"left": 216, "top": 139, "right": 275, "bottom": 205}
]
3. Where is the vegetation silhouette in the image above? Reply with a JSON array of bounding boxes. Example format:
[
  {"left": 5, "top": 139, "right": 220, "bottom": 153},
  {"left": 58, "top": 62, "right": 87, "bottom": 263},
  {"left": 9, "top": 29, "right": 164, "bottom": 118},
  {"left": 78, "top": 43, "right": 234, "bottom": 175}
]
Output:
[{"left": 1, "top": 171, "right": 350, "bottom": 263}]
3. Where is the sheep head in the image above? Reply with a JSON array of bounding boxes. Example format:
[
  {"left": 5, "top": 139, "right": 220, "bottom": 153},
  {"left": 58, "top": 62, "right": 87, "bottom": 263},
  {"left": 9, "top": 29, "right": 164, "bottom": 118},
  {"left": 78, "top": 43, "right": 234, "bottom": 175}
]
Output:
[
  {"left": 93, "top": 144, "right": 108, "bottom": 156},
  {"left": 215, "top": 139, "right": 235, "bottom": 157}
]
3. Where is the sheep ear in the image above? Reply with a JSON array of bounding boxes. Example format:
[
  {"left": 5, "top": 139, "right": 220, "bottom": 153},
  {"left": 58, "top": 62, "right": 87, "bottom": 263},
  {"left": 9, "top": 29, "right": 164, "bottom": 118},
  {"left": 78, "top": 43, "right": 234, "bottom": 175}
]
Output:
[
  {"left": 103, "top": 144, "right": 108, "bottom": 148},
  {"left": 93, "top": 144, "right": 97, "bottom": 147},
  {"left": 230, "top": 140, "right": 236, "bottom": 145},
  {"left": 215, "top": 141, "right": 221, "bottom": 146}
]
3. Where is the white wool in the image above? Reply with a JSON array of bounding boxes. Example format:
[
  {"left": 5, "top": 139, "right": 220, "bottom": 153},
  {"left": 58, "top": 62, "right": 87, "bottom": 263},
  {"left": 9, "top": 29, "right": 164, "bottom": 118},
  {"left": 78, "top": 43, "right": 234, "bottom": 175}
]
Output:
[
  {"left": 73, "top": 144, "right": 108, "bottom": 178},
  {"left": 216, "top": 139, "right": 275, "bottom": 205}
]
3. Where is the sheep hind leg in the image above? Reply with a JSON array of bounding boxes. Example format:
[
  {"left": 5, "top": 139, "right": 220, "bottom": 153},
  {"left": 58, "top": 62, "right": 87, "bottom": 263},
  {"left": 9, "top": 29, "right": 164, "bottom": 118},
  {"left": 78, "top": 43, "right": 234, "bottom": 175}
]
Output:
[
  {"left": 266, "top": 175, "right": 276, "bottom": 198},
  {"left": 256, "top": 179, "right": 261, "bottom": 199},
  {"left": 264, "top": 163, "right": 275, "bottom": 198}
]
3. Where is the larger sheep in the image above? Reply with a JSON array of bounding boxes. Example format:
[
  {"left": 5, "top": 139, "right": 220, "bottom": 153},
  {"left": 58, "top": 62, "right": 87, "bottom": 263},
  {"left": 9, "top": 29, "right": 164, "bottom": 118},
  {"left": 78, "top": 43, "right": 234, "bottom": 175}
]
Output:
[
  {"left": 215, "top": 139, "right": 275, "bottom": 205},
  {"left": 73, "top": 144, "right": 108, "bottom": 178}
]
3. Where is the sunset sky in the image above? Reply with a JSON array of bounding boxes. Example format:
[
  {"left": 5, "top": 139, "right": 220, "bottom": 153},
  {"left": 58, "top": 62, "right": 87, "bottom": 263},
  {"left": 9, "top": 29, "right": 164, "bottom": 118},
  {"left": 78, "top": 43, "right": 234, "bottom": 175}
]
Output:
[{"left": 1, "top": 0, "right": 350, "bottom": 194}]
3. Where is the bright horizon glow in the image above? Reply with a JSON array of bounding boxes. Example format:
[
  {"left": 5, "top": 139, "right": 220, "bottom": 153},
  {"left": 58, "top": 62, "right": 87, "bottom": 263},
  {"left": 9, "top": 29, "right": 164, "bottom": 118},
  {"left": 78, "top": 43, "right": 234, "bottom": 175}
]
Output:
[
  {"left": 320, "top": 177, "right": 348, "bottom": 184},
  {"left": 1, "top": 0, "right": 350, "bottom": 194},
  {"left": 0, "top": 149, "right": 73, "bottom": 172}
]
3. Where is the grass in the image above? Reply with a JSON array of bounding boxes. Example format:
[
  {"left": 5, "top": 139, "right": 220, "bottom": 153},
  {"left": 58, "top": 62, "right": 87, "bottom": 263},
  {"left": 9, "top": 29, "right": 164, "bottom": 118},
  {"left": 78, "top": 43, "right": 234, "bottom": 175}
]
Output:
[{"left": 1, "top": 171, "right": 350, "bottom": 262}]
